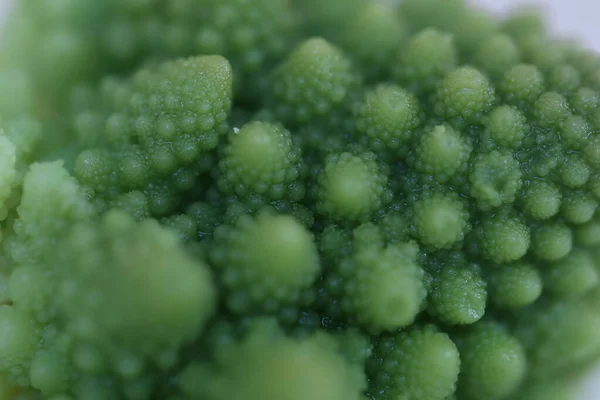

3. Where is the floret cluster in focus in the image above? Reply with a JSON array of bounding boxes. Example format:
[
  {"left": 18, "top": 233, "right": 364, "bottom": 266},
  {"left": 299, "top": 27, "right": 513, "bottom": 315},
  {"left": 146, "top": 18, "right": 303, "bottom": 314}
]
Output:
[{"left": 1, "top": 0, "right": 600, "bottom": 399}]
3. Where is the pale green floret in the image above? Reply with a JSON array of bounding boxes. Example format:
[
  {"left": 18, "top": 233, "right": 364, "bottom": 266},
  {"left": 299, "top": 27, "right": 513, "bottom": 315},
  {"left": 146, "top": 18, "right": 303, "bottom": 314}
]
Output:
[
  {"left": 179, "top": 319, "right": 367, "bottom": 400},
  {"left": 124, "top": 55, "right": 232, "bottom": 168},
  {"left": 218, "top": 121, "right": 302, "bottom": 199},
  {"left": 335, "top": 329, "right": 372, "bottom": 367},
  {"left": 544, "top": 250, "right": 599, "bottom": 297},
  {"left": 318, "top": 226, "right": 353, "bottom": 267},
  {"left": 591, "top": 72, "right": 600, "bottom": 94},
  {"left": 531, "top": 222, "right": 573, "bottom": 262},
  {"left": 71, "top": 344, "right": 104, "bottom": 375},
  {"left": 590, "top": 174, "right": 600, "bottom": 199},
  {"left": 398, "top": 0, "right": 466, "bottom": 32},
  {"left": 162, "top": 214, "right": 198, "bottom": 242},
  {"left": 1, "top": 116, "right": 42, "bottom": 163},
  {"left": 488, "top": 263, "right": 542, "bottom": 308},
  {"left": 570, "top": 87, "right": 599, "bottom": 116},
  {"left": 560, "top": 114, "right": 592, "bottom": 150},
  {"left": 57, "top": 210, "right": 216, "bottom": 364},
  {"left": 72, "top": 375, "right": 119, "bottom": 400},
  {"left": 48, "top": 396, "right": 73, "bottom": 400},
  {"left": 523, "top": 143, "right": 564, "bottom": 178},
  {"left": 469, "top": 150, "right": 522, "bottom": 211},
  {"left": 502, "top": 7, "right": 546, "bottom": 42},
  {"left": 13, "top": 161, "right": 93, "bottom": 265},
  {"left": 520, "top": 37, "right": 570, "bottom": 73},
  {"left": 549, "top": 64, "right": 581, "bottom": 95},
  {"left": 560, "top": 154, "right": 590, "bottom": 188},
  {"left": 344, "top": 243, "right": 426, "bottom": 333},
  {"left": 317, "top": 152, "right": 390, "bottom": 223},
  {"left": 290, "top": 0, "right": 367, "bottom": 40},
  {"left": 480, "top": 216, "right": 530, "bottom": 263},
  {"left": 452, "top": 9, "right": 500, "bottom": 56},
  {"left": 140, "top": 179, "right": 183, "bottom": 217},
  {"left": 380, "top": 211, "right": 411, "bottom": 244},
  {"left": 29, "top": 350, "right": 70, "bottom": 397},
  {"left": 186, "top": 201, "right": 220, "bottom": 237},
  {"left": 414, "top": 125, "right": 472, "bottom": 182},
  {"left": 341, "top": 2, "right": 406, "bottom": 82},
  {"left": 428, "top": 264, "right": 486, "bottom": 325},
  {"left": 514, "top": 380, "right": 578, "bottom": 400},
  {"left": 584, "top": 135, "right": 600, "bottom": 168},
  {"left": 0, "top": 69, "right": 34, "bottom": 117},
  {"left": 521, "top": 180, "right": 562, "bottom": 220},
  {"left": 561, "top": 191, "right": 598, "bottom": 224},
  {"left": 116, "top": 147, "right": 152, "bottom": 191},
  {"left": 352, "top": 221, "right": 385, "bottom": 252},
  {"left": 484, "top": 105, "right": 528, "bottom": 148},
  {"left": 474, "top": 34, "right": 520, "bottom": 79},
  {"left": 368, "top": 325, "right": 461, "bottom": 400},
  {"left": 500, "top": 64, "right": 545, "bottom": 109},
  {"left": 271, "top": 37, "right": 358, "bottom": 125},
  {"left": 355, "top": 84, "right": 420, "bottom": 151},
  {"left": 435, "top": 66, "right": 495, "bottom": 125},
  {"left": 73, "top": 149, "right": 113, "bottom": 192},
  {"left": 0, "top": 306, "right": 40, "bottom": 384},
  {"left": 457, "top": 322, "right": 527, "bottom": 400},
  {"left": 571, "top": 50, "right": 600, "bottom": 86},
  {"left": 192, "top": 0, "right": 299, "bottom": 99},
  {"left": 393, "top": 28, "right": 457, "bottom": 93},
  {"left": 533, "top": 91, "right": 572, "bottom": 128},
  {"left": 521, "top": 300, "right": 600, "bottom": 379},
  {"left": 111, "top": 190, "right": 150, "bottom": 221},
  {"left": 0, "top": 273, "right": 8, "bottom": 304},
  {"left": 212, "top": 212, "right": 320, "bottom": 313},
  {"left": 0, "top": 135, "right": 17, "bottom": 220},
  {"left": 72, "top": 109, "right": 104, "bottom": 148},
  {"left": 8, "top": 265, "right": 54, "bottom": 323},
  {"left": 575, "top": 218, "right": 600, "bottom": 247},
  {"left": 74, "top": 54, "right": 234, "bottom": 209},
  {"left": 412, "top": 192, "right": 469, "bottom": 250},
  {"left": 36, "top": 30, "right": 94, "bottom": 94}
]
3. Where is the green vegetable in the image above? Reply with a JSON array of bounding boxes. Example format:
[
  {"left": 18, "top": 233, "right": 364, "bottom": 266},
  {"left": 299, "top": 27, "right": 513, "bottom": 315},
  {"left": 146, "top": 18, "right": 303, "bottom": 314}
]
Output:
[
  {"left": 180, "top": 318, "right": 367, "bottom": 400},
  {"left": 413, "top": 124, "right": 472, "bottom": 182},
  {"left": 212, "top": 211, "right": 320, "bottom": 313},
  {"left": 521, "top": 180, "right": 562, "bottom": 220},
  {"left": 1, "top": 0, "right": 600, "bottom": 399},
  {"left": 488, "top": 262, "right": 542, "bottom": 308},
  {"left": 217, "top": 121, "right": 304, "bottom": 200},
  {"left": 482, "top": 105, "right": 528, "bottom": 149},
  {"left": 473, "top": 34, "right": 520, "bottom": 80},
  {"left": 316, "top": 152, "right": 391, "bottom": 223},
  {"left": 270, "top": 37, "right": 359, "bottom": 126},
  {"left": 368, "top": 325, "right": 461, "bottom": 400},
  {"left": 530, "top": 221, "right": 573, "bottom": 261},
  {"left": 355, "top": 84, "right": 420, "bottom": 152},
  {"left": 427, "top": 262, "right": 487, "bottom": 325},
  {"left": 412, "top": 191, "right": 469, "bottom": 250},
  {"left": 479, "top": 214, "right": 531, "bottom": 263},
  {"left": 393, "top": 28, "right": 458, "bottom": 93},
  {"left": 434, "top": 66, "right": 495, "bottom": 126},
  {"left": 500, "top": 63, "right": 546, "bottom": 109},
  {"left": 456, "top": 322, "right": 527, "bottom": 400}
]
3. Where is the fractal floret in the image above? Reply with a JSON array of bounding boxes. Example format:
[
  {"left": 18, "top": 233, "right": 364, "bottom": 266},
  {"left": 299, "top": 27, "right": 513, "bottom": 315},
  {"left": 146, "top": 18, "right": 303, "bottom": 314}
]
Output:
[{"left": 1, "top": 0, "right": 600, "bottom": 399}]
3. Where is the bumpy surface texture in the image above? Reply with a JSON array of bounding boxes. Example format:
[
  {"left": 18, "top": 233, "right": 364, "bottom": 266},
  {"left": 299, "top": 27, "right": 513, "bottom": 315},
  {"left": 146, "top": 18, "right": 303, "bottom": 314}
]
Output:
[{"left": 1, "top": 0, "right": 600, "bottom": 399}]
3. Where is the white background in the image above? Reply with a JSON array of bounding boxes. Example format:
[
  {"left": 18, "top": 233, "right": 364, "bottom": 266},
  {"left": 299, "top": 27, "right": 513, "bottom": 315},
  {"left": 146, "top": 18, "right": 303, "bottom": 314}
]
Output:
[{"left": 0, "top": 0, "right": 598, "bottom": 398}]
